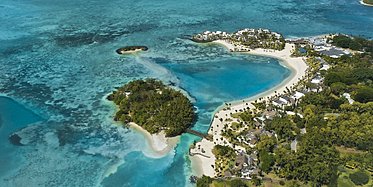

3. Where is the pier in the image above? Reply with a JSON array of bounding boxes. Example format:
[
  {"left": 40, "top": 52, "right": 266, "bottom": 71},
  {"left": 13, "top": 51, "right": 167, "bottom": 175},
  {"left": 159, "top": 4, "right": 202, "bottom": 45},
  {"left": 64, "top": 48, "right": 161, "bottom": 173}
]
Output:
[{"left": 185, "top": 129, "right": 212, "bottom": 140}]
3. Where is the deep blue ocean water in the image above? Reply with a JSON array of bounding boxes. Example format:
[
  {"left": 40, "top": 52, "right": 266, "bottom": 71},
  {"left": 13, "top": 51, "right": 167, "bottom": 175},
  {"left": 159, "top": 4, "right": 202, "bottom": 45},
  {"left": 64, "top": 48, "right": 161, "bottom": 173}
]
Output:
[{"left": 0, "top": 0, "right": 372, "bottom": 186}]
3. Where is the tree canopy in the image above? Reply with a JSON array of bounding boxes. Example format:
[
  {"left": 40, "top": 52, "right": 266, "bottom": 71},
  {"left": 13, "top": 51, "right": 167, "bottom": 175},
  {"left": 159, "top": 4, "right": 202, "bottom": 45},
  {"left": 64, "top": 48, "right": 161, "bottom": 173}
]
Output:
[
  {"left": 196, "top": 175, "right": 213, "bottom": 187},
  {"left": 331, "top": 35, "right": 373, "bottom": 52},
  {"left": 349, "top": 170, "right": 370, "bottom": 185},
  {"left": 107, "top": 79, "right": 196, "bottom": 137}
]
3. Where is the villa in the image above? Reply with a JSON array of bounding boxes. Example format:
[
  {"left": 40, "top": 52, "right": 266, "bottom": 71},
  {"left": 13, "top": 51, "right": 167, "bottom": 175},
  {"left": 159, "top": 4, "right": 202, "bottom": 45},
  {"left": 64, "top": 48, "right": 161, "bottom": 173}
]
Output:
[
  {"left": 262, "top": 110, "right": 278, "bottom": 120},
  {"left": 310, "top": 76, "right": 323, "bottom": 84},
  {"left": 272, "top": 98, "right": 288, "bottom": 107},
  {"left": 291, "top": 91, "right": 305, "bottom": 100},
  {"left": 318, "top": 47, "right": 350, "bottom": 58},
  {"left": 342, "top": 93, "right": 355, "bottom": 104},
  {"left": 320, "top": 64, "right": 330, "bottom": 71}
]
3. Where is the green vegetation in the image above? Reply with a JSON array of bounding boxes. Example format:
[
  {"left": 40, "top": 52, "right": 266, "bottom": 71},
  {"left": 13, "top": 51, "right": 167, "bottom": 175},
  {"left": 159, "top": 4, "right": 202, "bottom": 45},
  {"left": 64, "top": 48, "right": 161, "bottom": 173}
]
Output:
[
  {"left": 196, "top": 176, "right": 251, "bottom": 187},
  {"left": 354, "top": 86, "right": 373, "bottom": 103},
  {"left": 323, "top": 53, "right": 373, "bottom": 104},
  {"left": 257, "top": 135, "right": 276, "bottom": 152},
  {"left": 107, "top": 79, "right": 196, "bottom": 137},
  {"left": 212, "top": 145, "right": 237, "bottom": 177},
  {"left": 213, "top": 145, "right": 236, "bottom": 157},
  {"left": 230, "top": 179, "right": 249, "bottom": 187},
  {"left": 269, "top": 54, "right": 373, "bottom": 186},
  {"left": 258, "top": 150, "right": 274, "bottom": 173},
  {"left": 331, "top": 35, "right": 373, "bottom": 53},
  {"left": 349, "top": 170, "right": 370, "bottom": 185},
  {"left": 232, "top": 52, "right": 372, "bottom": 186},
  {"left": 196, "top": 175, "right": 213, "bottom": 187},
  {"left": 192, "top": 28, "right": 286, "bottom": 50},
  {"left": 363, "top": 0, "right": 373, "bottom": 5},
  {"left": 238, "top": 31, "right": 285, "bottom": 50},
  {"left": 197, "top": 36, "right": 373, "bottom": 186},
  {"left": 291, "top": 45, "right": 315, "bottom": 57},
  {"left": 265, "top": 116, "right": 298, "bottom": 141},
  {"left": 275, "top": 131, "right": 340, "bottom": 185}
]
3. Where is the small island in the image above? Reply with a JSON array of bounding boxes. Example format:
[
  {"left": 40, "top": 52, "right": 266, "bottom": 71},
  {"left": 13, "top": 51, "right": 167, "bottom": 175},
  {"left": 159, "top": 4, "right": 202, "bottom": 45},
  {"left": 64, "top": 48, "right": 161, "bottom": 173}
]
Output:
[
  {"left": 115, "top": 46, "right": 148, "bottom": 54},
  {"left": 361, "top": 0, "right": 373, "bottom": 6},
  {"left": 107, "top": 79, "right": 196, "bottom": 137}
]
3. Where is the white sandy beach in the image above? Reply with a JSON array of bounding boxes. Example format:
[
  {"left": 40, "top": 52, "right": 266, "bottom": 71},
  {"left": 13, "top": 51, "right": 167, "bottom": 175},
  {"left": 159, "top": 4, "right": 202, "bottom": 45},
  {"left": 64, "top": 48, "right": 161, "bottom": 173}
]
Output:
[
  {"left": 360, "top": 0, "right": 373, "bottom": 6},
  {"left": 129, "top": 122, "right": 180, "bottom": 158},
  {"left": 190, "top": 40, "right": 308, "bottom": 177},
  {"left": 103, "top": 92, "right": 180, "bottom": 158},
  {"left": 189, "top": 138, "right": 216, "bottom": 177}
]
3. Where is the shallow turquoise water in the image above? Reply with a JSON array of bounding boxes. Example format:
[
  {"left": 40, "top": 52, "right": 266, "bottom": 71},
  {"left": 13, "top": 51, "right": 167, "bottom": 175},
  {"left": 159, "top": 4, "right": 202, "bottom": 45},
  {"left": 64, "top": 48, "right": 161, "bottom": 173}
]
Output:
[
  {"left": 164, "top": 56, "right": 290, "bottom": 132},
  {"left": 0, "top": 0, "right": 372, "bottom": 186},
  {"left": 0, "top": 96, "right": 43, "bottom": 177}
]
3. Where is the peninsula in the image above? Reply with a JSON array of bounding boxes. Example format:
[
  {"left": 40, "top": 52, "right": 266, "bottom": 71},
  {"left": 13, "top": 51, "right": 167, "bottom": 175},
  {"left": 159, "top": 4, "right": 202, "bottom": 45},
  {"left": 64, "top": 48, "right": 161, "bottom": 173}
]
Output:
[
  {"left": 190, "top": 30, "right": 373, "bottom": 186},
  {"left": 115, "top": 46, "right": 148, "bottom": 54}
]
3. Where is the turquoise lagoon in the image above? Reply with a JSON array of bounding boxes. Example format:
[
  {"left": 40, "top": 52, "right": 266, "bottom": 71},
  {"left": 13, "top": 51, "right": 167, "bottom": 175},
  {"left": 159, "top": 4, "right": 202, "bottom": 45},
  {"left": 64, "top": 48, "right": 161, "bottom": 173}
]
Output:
[{"left": 0, "top": 0, "right": 372, "bottom": 186}]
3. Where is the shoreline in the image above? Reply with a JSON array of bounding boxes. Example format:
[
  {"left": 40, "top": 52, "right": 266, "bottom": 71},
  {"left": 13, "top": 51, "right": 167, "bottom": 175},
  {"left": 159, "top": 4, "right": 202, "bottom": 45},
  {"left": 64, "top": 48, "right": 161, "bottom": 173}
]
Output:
[
  {"left": 190, "top": 40, "right": 308, "bottom": 177},
  {"left": 102, "top": 93, "right": 179, "bottom": 158},
  {"left": 213, "top": 40, "right": 307, "bottom": 108},
  {"left": 129, "top": 122, "right": 180, "bottom": 158},
  {"left": 360, "top": 0, "right": 373, "bottom": 6}
]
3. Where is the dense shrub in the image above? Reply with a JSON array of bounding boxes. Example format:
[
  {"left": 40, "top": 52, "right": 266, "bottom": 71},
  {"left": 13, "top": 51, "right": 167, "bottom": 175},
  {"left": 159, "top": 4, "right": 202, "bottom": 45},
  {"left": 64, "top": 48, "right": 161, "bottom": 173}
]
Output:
[
  {"left": 353, "top": 86, "right": 373, "bottom": 103},
  {"left": 230, "top": 179, "right": 248, "bottom": 187},
  {"left": 332, "top": 35, "right": 373, "bottom": 52},
  {"left": 196, "top": 175, "right": 213, "bottom": 187},
  {"left": 349, "top": 170, "right": 369, "bottom": 185}
]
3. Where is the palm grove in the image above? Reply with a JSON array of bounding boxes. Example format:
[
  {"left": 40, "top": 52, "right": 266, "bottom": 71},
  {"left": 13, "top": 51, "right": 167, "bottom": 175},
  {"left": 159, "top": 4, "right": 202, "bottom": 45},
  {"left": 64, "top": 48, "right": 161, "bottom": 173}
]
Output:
[
  {"left": 261, "top": 52, "right": 373, "bottom": 185},
  {"left": 250, "top": 40, "right": 372, "bottom": 186}
]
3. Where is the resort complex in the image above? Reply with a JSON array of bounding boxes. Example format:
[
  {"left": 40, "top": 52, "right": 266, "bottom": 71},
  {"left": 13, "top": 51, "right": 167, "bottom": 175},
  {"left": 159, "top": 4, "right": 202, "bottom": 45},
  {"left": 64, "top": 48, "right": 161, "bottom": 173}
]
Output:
[
  {"left": 190, "top": 31, "right": 373, "bottom": 186},
  {"left": 192, "top": 28, "right": 285, "bottom": 51}
]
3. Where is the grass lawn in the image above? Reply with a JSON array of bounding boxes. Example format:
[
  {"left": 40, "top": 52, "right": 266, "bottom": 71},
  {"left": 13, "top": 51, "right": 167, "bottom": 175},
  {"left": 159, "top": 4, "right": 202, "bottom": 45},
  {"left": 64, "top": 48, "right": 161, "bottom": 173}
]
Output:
[
  {"left": 335, "top": 146, "right": 366, "bottom": 154},
  {"left": 211, "top": 180, "right": 227, "bottom": 187},
  {"left": 211, "top": 179, "right": 252, "bottom": 187},
  {"left": 338, "top": 174, "right": 355, "bottom": 187},
  {"left": 231, "top": 112, "right": 242, "bottom": 119},
  {"left": 337, "top": 168, "right": 372, "bottom": 187},
  {"left": 262, "top": 173, "right": 310, "bottom": 187}
]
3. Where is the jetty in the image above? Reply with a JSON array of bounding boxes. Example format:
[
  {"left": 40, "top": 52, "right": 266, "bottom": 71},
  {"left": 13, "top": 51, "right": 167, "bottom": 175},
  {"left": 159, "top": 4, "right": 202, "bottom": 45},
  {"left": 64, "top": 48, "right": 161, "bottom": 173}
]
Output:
[{"left": 186, "top": 128, "right": 212, "bottom": 140}]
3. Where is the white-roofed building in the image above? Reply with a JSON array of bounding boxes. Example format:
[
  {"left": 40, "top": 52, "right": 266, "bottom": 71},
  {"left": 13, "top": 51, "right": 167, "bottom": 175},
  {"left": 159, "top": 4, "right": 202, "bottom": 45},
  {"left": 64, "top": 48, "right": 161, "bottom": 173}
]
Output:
[{"left": 292, "top": 91, "right": 305, "bottom": 100}]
